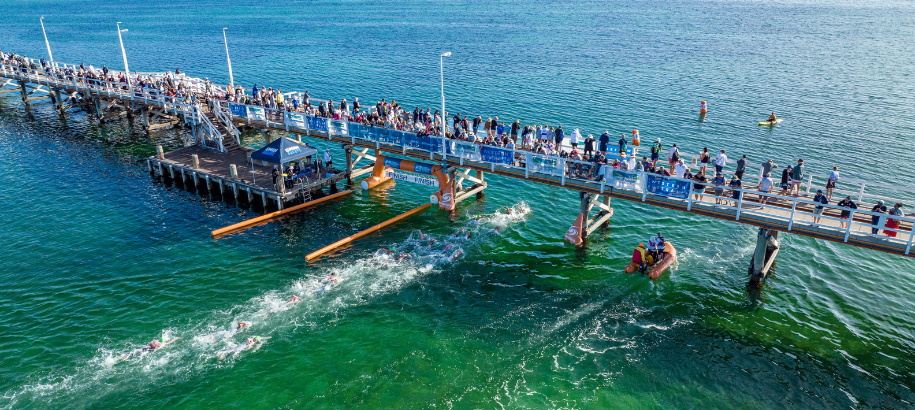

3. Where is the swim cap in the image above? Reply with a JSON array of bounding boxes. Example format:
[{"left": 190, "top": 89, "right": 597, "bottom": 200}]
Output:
[{"left": 160, "top": 337, "right": 164, "bottom": 342}]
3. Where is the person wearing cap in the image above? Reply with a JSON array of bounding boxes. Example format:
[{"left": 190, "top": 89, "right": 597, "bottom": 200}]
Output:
[
  {"left": 837, "top": 196, "right": 858, "bottom": 229},
  {"left": 870, "top": 200, "right": 888, "bottom": 234},
  {"left": 650, "top": 138, "right": 662, "bottom": 167},
  {"left": 777, "top": 165, "right": 793, "bottom": 196},
  {"left": 790, "top": 159, "right": 805, "bottom": 196},
  {"left": 584, "top": 134, "right": 596, "bottom": 157},
  {"left": 729, "top": 175, "right": 743, "bottom": 206},
  {"left": 598, "top": 131, "right": 610, "bottom": 155},
  {"left": 826, "top": 166, "right": 839, "bottom": 200},
  {"left": 812, "top": 189, "right": 829, "bottom": 224},
  {"left": 618, "top": 134, "right": 628, "bottom": 158}
]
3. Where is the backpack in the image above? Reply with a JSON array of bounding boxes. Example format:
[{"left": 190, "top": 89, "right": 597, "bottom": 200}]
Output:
[{"left": 671, "top": 149, "right": 680, "bottom": 162}]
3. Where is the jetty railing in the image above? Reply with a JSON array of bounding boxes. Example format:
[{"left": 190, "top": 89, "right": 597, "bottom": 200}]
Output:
[{"left": 209, "top": 99, "right": 914, "bottom": 255}]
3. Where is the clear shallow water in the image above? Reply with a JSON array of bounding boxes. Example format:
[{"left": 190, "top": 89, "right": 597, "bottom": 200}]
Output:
[{"left": 2, "top": 0, "right": 915, "bottom": 408}]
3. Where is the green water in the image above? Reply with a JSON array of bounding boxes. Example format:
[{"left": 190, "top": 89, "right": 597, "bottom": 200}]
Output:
[{"left": 2, "top": 0, "right": 915, "bottom": 408}]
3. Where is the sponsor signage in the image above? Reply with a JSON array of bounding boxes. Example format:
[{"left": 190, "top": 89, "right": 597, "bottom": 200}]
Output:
[
  {"left": 229, "top": 103, "right": 247, "bottom": 117},
  {"left": 247, "top": 106, "right": 266, "bottom": 121},
  {"left": 284, "top": 112, "right": 306, "bottom": 129},
  {"left": 385, "top": 170, "right": 439, "bottom": 187},
  {"left": 646, "top": 175, "right": 690, "bottom": 199}
]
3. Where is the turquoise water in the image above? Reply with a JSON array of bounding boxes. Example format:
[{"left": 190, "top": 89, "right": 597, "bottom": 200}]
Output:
[{"left": 2, "top": 0, "right": 915, "bottom": 408}]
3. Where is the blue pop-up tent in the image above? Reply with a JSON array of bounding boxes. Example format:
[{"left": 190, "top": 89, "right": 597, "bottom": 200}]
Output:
[{"left": 250, "top": 137, "right": 317, "bottom": 164}]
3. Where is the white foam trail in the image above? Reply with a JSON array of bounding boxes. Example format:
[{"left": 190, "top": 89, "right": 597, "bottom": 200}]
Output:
[{"left": 2, "top": 202, "right": 531, "bottom": 408}]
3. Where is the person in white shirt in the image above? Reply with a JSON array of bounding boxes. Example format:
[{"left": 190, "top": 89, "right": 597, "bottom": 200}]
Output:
[
  {"left": 757, "top": 175, "right": 774, "bottom": 205},
  {"left": 570, "top": 128, "right": 581, "bottom": 149},
  {"left": 667, "top": 144, "right": 680, "bottom": 171},
  {"left": 674, "top": 159, "right": 687, "bottom": 178},
  {"left": 826, "top": 166, "right": 839, "bottom": 200},
  {"left": 714, "top": 149, "right": 728, "bottom": 175},
  {"left": 323, "top": 149, "right": 332, "bottom": 167}
]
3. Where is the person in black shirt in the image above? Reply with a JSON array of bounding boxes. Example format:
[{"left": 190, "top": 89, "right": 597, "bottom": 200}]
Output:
[
  {"left": 837, "top": 196, "right": 857, "bottom": 229},
  {"left": 870, "top": 200, "right": 887, "bottom": 234},
  {"left": 584, "top": 134, "right": 596, "bottom": 157},
  {"left": 472, "top": 116, "right": 482, "bottom": 137}
]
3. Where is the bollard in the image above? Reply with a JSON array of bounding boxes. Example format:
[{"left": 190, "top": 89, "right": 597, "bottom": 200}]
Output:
[
  {"left": 156, "top": 145, "right": 165, "bottom": 160},
  {"left": 230, "top": 164, "right": 238, "bottom": 181},
  {"left": 192, "top": 154, "right": 200, "bottom": 170}
]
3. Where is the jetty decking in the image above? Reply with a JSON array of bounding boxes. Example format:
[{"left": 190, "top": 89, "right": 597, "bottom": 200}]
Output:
[{"left": 2, "top": 58, "right": 913, "bottom": 259}]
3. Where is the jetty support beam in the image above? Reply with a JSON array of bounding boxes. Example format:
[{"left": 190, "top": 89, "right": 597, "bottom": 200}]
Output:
[{"left": 748, "top": 229, "right": 780, "bottom": 287}]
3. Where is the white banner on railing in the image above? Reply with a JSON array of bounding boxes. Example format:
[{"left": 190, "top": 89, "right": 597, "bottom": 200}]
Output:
[
  {"left": 285, "top": 111, "right": 306, "bottom": 129},
  {"left": 610, "top": 169, "right": 642, "bottom": 191},
  {"left": 384, "top": 170, "right": 440, "bottom": 187},
  {"left": 247, "top": 106, "right": 266, "bottom": 121},
  {"left": 526, "top": 153, "right": 563, "bottom": 176},
  {"left": 450, "top": 141, "right": 481, "bottom": 160}
]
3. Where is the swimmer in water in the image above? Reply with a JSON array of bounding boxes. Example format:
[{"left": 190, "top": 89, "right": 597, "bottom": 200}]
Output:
[
  {"left": 206, "top": 321, "right": 250, "bottom": 342},
  {"left": 325, "top": 272, "right": 339, "bottom": 284},
  {"left": 395, "top": 253, "right": 411, "bottom": 262},
  {"left": 451, "top": 228, "right": 472, "bottom": 239},
  {"left": 417, "top": 230, "right": 428, "bottom": 240},
  {"left": 451, "top": 249, "right": 464, "bottom": 259},
  {"left": 427, "top": 237, "right": 436, "bottom": 247},
  {"left": 504, "top": 206, "right": 514, "bottom": 215},
  {"left": 217, "top": 336, "right": 265, "bottom": 360},
  {"left": 117, "top": 337, "right": 168, "bottom": 361}
]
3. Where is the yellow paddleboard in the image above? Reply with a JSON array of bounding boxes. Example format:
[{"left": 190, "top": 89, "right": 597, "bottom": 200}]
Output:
[{"left": 758, "top": 119, "right": 783, "bottom": 126}]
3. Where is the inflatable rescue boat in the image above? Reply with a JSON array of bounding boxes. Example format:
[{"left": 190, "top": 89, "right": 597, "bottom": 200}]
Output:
[{"left": 625, "top": 242, "right": 677, "bottom": 280}]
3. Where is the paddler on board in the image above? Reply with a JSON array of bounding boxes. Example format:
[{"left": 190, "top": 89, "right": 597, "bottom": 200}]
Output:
[{"left": 767, "top": 112, "right": 777, "bottom": 123}]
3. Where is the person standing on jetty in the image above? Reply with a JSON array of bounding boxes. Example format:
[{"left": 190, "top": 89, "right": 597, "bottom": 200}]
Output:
[
  {"left": 714, "top": 149, "right": 728, "bottom": 175},
  {"left": 790, "top": 159, "right": 805, "bottom": 196}
]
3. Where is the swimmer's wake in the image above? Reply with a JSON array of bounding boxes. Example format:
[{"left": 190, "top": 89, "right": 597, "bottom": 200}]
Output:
[{"left": 2, "top": 202, "right": 531, "bottom": 408}]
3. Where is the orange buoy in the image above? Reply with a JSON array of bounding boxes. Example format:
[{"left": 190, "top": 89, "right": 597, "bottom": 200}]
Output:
[
  {"left": 700, "top": 101, "right": 708, "bottom": 115},
  {"left": 631, "top": 130, "right": 640, "bottom": 146}
]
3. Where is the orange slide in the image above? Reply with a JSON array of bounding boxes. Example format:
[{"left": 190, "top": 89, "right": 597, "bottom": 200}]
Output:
[{"left": 624, "top": 242, "right": 677, "bottom": 280}]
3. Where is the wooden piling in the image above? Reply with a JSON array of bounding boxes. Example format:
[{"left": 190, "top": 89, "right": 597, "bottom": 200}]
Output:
[
  {"left": 230, "top": 164, "right": 238, "bottom": 181},
  {"left": 191, "top": 154, "right": 200, "bottom": 170}
]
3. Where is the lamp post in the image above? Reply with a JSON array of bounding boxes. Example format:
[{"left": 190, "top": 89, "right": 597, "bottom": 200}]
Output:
[
  {"left": 116, "top": 22, "right": 130, "bottom": 86},
  {"left": 222, "top": 27, "right": 235, "bottom": 90},
  {"left": 440, "top": 51, "right": 451, "bottom": 157},
  {"left": 40, "top": 17, "right": 54, "bottom": 67}
]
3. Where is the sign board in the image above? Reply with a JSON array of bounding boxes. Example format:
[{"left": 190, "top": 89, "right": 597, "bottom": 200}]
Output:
[
  {"left": 229, "top": 103, "right": 247, "bottom": 117},
  {"left": 307, "top": 116, "right": 328, "bottom": 132},
  {"left": 646, "top": 175, "right": 690, "bottom": 199},
  {"left": 384, "top": 170, "right": 440, "bottom": 187},
  {"left": 284, "top": 112, "right": 306, "bottom": 129},
  {"left": 247, "top": 106, "right": 266, "bottom": 122}
]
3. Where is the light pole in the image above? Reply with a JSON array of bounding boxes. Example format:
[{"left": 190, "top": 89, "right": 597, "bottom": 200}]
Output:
[
  {"left": 116, "top": 22, "right": 130, "bottom": 85},
  {"left": 222, "top": 28, "right": 235, "bottom": 91},
  {"left": 440, "top": 51, "right": 451, "bottom": 156},
  {"left": 40, "top": 16, "right": 54, "bottom": 67}
]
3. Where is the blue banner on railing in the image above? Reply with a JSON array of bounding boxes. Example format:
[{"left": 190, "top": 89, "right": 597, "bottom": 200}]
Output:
[
  {"left": 403, "top": 134, "right": 442, "bottom": 152},
  {"left": 605, "top": 145, "right": 634, "bottom": 157},
  {"left": 328, "top": 120, "right": 349, "bottom": 136},
  {"left": 646, "top": 175, "right": 690, "bottom": 199},
  {"left": 348, "top": 123, "right": 369, "bottom": 140},
  {"left": 307, "top": 116, "right": 328, "bottom": 132},
  {"left": 480, "top": 146, "right": 514, "bottom": 165},
  {"left": 229, "top": 103, "right": 247, "bottom": 117}
]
